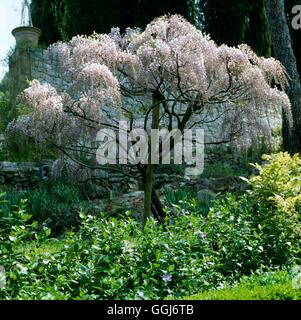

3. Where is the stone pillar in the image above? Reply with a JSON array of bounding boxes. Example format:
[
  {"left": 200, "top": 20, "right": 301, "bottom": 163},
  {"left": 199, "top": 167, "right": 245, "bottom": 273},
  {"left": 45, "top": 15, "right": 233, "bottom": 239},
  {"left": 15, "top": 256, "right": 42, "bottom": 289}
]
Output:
[
  {"left": 12, "top": 26, "right": 41, "bottom": 49},
  {"left": 8, "top": 26, "right": 41, "bottom": 118}
]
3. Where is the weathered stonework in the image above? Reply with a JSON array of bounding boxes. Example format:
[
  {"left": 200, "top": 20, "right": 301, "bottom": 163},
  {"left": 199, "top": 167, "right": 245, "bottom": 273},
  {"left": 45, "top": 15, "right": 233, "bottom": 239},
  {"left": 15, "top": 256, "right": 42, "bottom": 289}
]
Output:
[
  {"left": 0, "top": 161, "right": 51, "bottom": 189},
  {"left": 0, "top": 161, "right": 136, "bottom": 198},
  {"left": 29, "top": 49, "right": 69, "bottom": 91},
  {"left": 8, "top": 26, "right": 43, "bottom": 118},
  {"left": 12, "top": 26, "right": 41, "bottom": 49}
]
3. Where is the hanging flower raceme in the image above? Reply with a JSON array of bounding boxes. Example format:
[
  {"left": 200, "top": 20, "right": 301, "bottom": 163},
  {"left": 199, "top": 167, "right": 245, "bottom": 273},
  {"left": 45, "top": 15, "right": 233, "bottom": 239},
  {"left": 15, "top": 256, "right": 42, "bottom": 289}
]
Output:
[{"left": 19, "top": 80, "right": 64, "bottom": 143}]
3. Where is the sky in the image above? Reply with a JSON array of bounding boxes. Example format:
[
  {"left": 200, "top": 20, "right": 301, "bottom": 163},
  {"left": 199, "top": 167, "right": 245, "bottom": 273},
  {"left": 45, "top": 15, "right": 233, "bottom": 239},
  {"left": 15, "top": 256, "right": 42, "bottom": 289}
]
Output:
[{"left": 0, "top": 0, "right": 23, "bottom": 79}]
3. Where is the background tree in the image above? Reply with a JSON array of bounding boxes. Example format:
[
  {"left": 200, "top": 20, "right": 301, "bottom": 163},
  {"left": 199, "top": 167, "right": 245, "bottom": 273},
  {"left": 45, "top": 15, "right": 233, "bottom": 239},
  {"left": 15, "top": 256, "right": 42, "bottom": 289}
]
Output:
[
  {"left": 246, "top": 0, "right": 272, "bottom": 57},
  {"left": 264, "top": 0, "right": 301, "bottom": 153},
  {"left": 10, "top": 16, "right": 290, "bottom": 224},
  {"left": 31, "top": 0, "right": 64, "bottom": 45},
  {"left": 200, "top": 0, "right": 272, "bottom": 57},
  {"left": 31, "top": 0, "right": 191, "bottom": 46}
]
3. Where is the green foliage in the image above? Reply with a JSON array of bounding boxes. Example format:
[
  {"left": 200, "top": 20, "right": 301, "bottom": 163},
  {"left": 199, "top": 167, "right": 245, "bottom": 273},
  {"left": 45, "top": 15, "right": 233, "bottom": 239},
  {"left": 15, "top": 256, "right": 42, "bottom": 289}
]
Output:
[
  {"left": 0, "top": 195, "right": 32, "bottom": 237},
  {"left": 164, "top": 188, "right": 209, "bottom": 219},
  {"left": 0, "top": 75, "right": 13, "bottom": 133},
  {"left": 1, "top": 200, "right": 299, "bottom": 299},
  {"left": 0, "top": 151, "right": 300, "bottom": 299},
  {"left": 205, "top": 194, "right": 267, "bottom": 276},
  {"left": 205, "top": 194, "right": 300, "bottom": 274},
  {"left": 0, "top": 183, "right": 90, "bottom": 235},
  {"left": 250, "top": 152, "right": 301, "bottom": 212},
  {"left": 246, "top": 0, "right": 272, "bottom": 57},
  {"left": 30, "top": 0, "right": 64, "bottom": 45},
  {"left": 0, "top": 92, "right": 10, "bottom": 132},
  {"left": 201, "top": 0, "right": 250, "bottom": 45},
  {"left": 165, "top": 188, "right": 198, "bottom": 208},
  {"left": 202, "top": 161, "right": 246, "bottom": 178},
  {"left": 2, "top": 134, "right": 42, "bottom": 162},
  {"left": 182, "top": 271, "right": 301, "bottom": 300},
  {"left": 249, "top": 152, "right": 301, "bottom": 265},
  {"left": 205, "top": 152, "right": 301, "bottom": 274},
  {"left": 202, "top": 145, "right": 263, "bottom": 180},
  {"left": 0, "top": 210, "right": 225, "bottom": 300}
]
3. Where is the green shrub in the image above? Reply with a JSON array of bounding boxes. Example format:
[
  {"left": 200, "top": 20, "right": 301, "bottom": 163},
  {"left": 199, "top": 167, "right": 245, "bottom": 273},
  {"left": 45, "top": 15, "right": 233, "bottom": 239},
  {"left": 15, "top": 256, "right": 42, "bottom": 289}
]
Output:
[
  {"left": 2, "top": 130, "right": 57, "bottom": 162},
  {"left": 249, "top": 152, "right": 301, "bottom": 265},
  {"left": 0, "top": 89, "right": 11, "bottom": 133},
  {"left": 0, "top": 195, "right": 33, "bottom": 237},
  {"left": 202, "top": 161, "right": 245, "bottom": 178},
  {"left": 182, "top": 271, "right": 301, "bottom": 300},
  {"left": 0, "top": 151, "right": 300, "bottom": 299},
  {"left": 165, "top": 188, "right": 196, "bottom": 206},
  {"left": 0, "top": 183, "right": 90, "bottom": 235},
  {"left": 164, "top": 188, "right": 200, "bottom": 215},
  {"left": 0, "top": 192, "right": 300, "bottom": 299},
  {"left": 204, "top": 152, "right": 301, "bottom": 275},
  {"left": 205, "top": 195, "right": 300, "bottom": 275},
  {"left": 250, "top": 152, "right": 301, "bottom": 212},
  {"left": 0, "top": 209, "right": 225, "bottom": 300},
  {"left": 205, "top": 194, "right": 266, "bottom": 276}
]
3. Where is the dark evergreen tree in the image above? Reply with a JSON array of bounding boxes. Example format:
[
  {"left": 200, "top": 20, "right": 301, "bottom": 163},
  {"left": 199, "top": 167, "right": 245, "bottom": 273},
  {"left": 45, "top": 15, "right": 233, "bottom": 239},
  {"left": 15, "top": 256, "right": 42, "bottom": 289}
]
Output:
[
  {"left": 201, "top": 0, "right": 272, "bottom": 57},
  {"left": 31, "top": 0, "right": 190, "bottom": 46},
  {"left": 201, "top": 0, "right": 250, "bottom": 46},
  {"left": 246, "top": 0, "right": 272, "bottom": 57},
  {"left": 31, "top": 0, "right": 64, "bottom": 45}
]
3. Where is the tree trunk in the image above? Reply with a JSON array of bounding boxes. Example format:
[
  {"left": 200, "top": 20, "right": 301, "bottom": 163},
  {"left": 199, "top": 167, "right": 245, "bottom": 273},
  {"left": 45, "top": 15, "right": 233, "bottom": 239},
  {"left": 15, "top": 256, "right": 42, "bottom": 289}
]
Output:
[
  {"left": 264, "top": 0, "right": 301, "bottom": 154},
  {"left": 151, "top": 187, "right": 165, "bottom": 223},
  {"left": 139, "top": 165, "right": 166, "bottom": 225},
  {"left": 143, "top": 94, "right": 160, "bottom": 226},
  {"left": 143, "top": 162, "right": 155, "bottom": 225}
]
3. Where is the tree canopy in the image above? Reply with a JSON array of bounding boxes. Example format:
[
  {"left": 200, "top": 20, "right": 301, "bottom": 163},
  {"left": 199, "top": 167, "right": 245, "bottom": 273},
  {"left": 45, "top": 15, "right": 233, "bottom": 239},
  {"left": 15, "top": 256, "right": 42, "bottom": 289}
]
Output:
[{"left": 9, "top": 15, "right": 290, "bottom": 221}]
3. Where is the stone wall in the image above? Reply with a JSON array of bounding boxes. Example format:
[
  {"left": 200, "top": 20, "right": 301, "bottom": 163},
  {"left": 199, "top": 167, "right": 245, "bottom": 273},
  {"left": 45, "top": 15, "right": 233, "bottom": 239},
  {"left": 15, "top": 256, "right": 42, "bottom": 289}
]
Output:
[
  {"left": 29, "top": 48, "right": 69, "bottom": 91},
  {"left": 8, "top": 46, "right": 69, "bottom": 116},
  {"left": 0, "top": 160, "right": 134, "bottom": 198},
  {"left": 0, "top": 161, "right": 51, "bottom": 189}
]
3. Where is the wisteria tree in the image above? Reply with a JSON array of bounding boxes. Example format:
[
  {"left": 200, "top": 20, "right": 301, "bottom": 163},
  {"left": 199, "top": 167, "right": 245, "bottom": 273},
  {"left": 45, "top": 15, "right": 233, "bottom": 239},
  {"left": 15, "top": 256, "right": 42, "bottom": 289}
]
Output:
[{"left": 9, "top": 15, "right": 291, "bottom": 224}]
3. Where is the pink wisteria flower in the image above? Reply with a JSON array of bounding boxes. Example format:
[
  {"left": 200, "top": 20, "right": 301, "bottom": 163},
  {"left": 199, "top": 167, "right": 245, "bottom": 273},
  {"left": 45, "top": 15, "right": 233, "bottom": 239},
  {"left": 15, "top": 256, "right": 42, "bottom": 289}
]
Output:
[{"left": 19, "top": 80, "right": 64, "bottom": 143}]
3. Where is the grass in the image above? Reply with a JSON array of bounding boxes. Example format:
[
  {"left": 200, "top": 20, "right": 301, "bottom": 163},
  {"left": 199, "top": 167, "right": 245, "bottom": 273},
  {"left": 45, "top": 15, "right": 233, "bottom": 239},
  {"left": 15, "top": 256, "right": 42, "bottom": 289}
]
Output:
[{"left": 180, "top": 271, "right": 301, "bottom": 300}]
